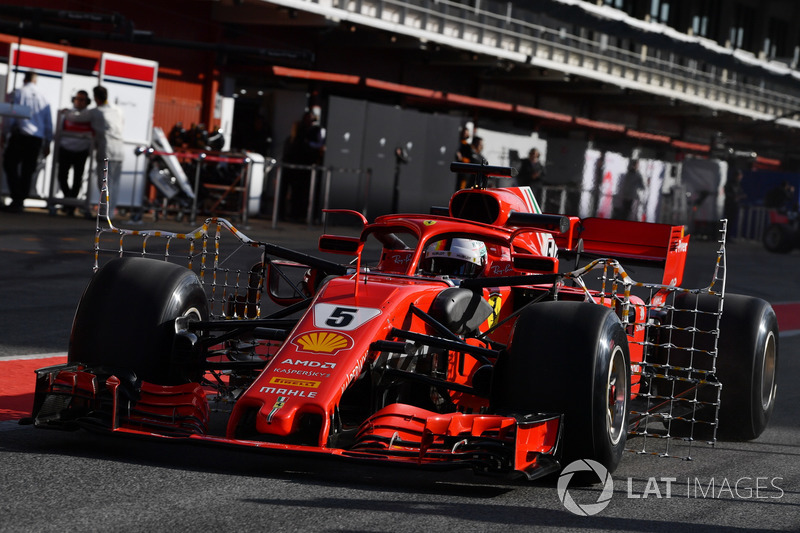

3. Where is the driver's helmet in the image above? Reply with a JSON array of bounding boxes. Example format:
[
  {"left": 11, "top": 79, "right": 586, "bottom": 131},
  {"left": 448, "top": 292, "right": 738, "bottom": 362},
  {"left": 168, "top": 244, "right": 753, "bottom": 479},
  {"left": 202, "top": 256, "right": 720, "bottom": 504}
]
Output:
[{"left": 421, "top": 238, "right": 487, "bottom": 278}]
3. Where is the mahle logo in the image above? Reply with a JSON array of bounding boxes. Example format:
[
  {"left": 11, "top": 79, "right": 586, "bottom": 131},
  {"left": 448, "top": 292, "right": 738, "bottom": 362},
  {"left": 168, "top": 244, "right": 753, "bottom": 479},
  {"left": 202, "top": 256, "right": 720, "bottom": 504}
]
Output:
[{"left": 557, "top": 459, "right": 614, "bottom": 516}]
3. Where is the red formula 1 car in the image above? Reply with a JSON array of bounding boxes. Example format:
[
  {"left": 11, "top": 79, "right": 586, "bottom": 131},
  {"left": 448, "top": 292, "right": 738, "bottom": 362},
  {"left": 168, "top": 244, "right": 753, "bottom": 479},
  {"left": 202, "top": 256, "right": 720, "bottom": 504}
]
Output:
[
  {"left": 28, "top": 163, "right": 779, "bottom": 480},
  {"left": 763, "top": 209, "right": 800, "bottom": 253}
]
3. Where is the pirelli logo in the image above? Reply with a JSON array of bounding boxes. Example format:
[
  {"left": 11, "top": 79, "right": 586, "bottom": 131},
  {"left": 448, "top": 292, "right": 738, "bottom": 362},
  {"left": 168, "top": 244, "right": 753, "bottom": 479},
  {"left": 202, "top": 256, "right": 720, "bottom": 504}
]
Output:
[{"left": 269, "top": 376, "right": 321, "bottom": 389}]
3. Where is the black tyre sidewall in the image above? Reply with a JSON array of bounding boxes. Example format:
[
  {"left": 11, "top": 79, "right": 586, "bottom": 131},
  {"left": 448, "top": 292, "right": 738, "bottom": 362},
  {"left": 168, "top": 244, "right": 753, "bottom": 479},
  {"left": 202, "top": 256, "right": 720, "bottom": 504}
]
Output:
[
  {"left": 670, "top": 293, "right": 778, "bottom": 440},
  {"left": 716, "top": 294, "right": 779, "bottom": 440},
  {"left": 763, "top": 224, "right": 791, "bottom": 253},
  {"left": 69, "top": 257, "right": 209, "bottom": 384},
  {"left": 491, "top": 301, "right": 631, "bottom": 472}
]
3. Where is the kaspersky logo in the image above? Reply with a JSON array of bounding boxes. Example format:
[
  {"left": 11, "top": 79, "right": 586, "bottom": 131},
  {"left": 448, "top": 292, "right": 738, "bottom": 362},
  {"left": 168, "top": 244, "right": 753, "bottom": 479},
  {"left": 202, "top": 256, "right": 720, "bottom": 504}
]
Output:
[{"left": 557, "top": 459, "right": 614, "bottom": 516}]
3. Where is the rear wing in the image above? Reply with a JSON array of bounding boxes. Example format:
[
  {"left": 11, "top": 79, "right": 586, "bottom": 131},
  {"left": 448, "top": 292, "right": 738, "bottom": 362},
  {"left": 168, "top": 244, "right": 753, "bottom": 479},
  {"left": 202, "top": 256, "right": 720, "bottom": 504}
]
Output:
[{"left": 555, "top": 217, "right": 689, "bottom": 287}]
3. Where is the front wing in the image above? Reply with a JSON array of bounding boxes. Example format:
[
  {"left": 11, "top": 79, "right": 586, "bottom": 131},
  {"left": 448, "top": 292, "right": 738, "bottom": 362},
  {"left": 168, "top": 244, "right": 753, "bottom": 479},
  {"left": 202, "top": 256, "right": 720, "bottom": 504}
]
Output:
[{"left": 29, "top": 363, "right": 562, "bottom": 481}]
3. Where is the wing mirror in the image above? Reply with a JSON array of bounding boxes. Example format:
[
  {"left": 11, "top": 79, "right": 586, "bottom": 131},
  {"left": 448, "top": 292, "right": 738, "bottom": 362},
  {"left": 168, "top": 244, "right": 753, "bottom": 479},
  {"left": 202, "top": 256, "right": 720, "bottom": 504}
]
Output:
[
  {"left": 511, "top": 253, "right": 559, "bottom": 274},
  {"left": 318, "top": 235, "right": 362, "bottom": 255}
]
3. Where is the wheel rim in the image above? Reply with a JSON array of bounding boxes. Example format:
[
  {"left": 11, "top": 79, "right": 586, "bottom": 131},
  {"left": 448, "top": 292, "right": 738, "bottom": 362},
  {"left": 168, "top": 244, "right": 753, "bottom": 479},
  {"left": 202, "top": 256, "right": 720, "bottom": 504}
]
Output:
[
  {"left": 765, "top": 227, "right": 779, "bottom": 247},
  {"left": 185, "top": 307, "right": 202, "bottom": 321},
  {"left": 761, "top": 330, "right": 777, "bottom": 411},
  {"left": 606, "top": 345, "right": 628, "bottom": 446}
]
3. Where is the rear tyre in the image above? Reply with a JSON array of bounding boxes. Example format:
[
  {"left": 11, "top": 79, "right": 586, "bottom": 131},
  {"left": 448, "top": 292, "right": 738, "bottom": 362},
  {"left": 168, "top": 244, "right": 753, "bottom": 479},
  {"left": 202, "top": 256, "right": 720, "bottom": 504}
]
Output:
[
  {"left": 491, "top": 301, "right": 631, "bottom": 473},
  {"left": 668, "top": 293, "right": 778, "bottom": 440},
  {"left": 717, "top": 295, "right": 779, "bottom": 440},
  {"left": 763, "top": 224, "right": 792, "bottom": 253},
  {"left": 69, "top": 257, "right": 209, "bottom": 384}
]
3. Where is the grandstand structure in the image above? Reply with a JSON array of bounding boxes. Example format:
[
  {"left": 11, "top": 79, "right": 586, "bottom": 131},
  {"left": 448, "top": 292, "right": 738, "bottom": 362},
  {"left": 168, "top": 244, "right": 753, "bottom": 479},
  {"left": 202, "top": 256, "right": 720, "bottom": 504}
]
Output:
[{"left": 2, "top": 1, "right": 800, "bottom": 168}]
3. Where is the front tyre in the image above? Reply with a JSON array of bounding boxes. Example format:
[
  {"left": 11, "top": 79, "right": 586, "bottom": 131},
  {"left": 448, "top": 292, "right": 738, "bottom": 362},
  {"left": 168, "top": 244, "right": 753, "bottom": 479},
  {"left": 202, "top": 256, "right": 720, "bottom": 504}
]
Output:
[
  {"left": 491, "top": 302, "right": 631, "bottom": 473},
  {"left": 69, "top": 257, "right": 209, "bottom": 384}
]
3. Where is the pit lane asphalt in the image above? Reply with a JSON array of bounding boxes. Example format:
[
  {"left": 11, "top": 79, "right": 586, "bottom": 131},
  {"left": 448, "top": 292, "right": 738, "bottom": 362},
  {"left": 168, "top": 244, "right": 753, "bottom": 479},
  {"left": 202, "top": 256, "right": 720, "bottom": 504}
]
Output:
[{"left": 1, "top": 207, "right": 798, "bottom": 532}]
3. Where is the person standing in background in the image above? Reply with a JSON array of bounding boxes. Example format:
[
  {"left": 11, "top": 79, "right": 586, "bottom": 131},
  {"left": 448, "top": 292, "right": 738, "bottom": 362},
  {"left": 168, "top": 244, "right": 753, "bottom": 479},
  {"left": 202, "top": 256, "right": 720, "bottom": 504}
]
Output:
[
  {"left": 57, "top": 90, "right": 93, "bottom": 214},
  {"left": 764, "top": 179, "right": 797, "bottom": 212},
  {"left": 454, "top": 136, "right": 487, "bottom": 189},
  {"left": 89, "top": 85, "right": 124, "bottom": 215},
  {"left": 517, "top": 147, "right": 544, "bottom": 196},
  {"left": 1, "top": 71, "right": 53, "bottom": 213},
  {"left": 724, "top": 168, "right": 746, "bottom": 239},
  {"left": 64, "top": 85, "right": 125, "bottom": 216},
  {"left": 469, "top": 136, "right": 485, "bottom": 164},
  {"left": 613, "top": 159, "right": 645, "bottom": 220},
  {"left": 453, "top": 126, "right": 472, "bottom": 190},
  {"left": 283, "top": 110, "right": 325, "bottom": 221}
]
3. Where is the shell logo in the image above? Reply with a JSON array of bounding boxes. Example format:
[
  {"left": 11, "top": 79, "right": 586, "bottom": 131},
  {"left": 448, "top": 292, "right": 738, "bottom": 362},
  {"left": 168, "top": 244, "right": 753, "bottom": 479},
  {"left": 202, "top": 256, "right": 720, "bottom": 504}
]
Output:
[{"left": 292, "top": 331, "right": 353, "bottom": 355}]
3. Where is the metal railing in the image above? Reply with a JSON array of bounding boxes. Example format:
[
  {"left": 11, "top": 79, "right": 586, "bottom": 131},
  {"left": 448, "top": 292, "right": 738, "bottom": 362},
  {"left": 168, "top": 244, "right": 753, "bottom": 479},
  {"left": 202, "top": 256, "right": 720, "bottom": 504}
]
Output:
[
  {"left": 277, "top": 0, "right": 800, "bottom": 119},
  {"left": 270, "top": 163, "right": 370, "bottom": 228},
  {"left": 733, "top": 205, "right": 771, "bottom": 241},
  {"left": 133, "top": 147, "right": 254, "bottom": 226}
]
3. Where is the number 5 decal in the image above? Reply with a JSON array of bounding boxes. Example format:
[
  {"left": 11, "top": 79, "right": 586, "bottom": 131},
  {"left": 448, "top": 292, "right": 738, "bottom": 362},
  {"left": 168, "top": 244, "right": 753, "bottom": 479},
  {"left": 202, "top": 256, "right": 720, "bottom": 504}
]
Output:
[
  {"left": 326, "top": 307, "right": 357, "bottom": 328},
  {"left": 313, "top": 303, "right": 381, "bottom": 331}
]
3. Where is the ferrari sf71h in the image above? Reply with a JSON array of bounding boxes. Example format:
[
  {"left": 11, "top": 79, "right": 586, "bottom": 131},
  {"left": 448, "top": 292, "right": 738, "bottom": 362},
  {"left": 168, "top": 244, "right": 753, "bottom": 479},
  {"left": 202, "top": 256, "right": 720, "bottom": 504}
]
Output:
[{"left": 28, "top": 163, "right": 778, "bottom": 480}]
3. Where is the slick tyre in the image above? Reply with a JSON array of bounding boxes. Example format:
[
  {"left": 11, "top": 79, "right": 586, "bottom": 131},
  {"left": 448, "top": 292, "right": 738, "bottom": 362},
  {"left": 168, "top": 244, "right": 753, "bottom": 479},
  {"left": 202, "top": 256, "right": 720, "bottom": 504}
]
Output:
[
  {"left": 717, "top": 294, "right": 779, "bottom": 440},
  {"left": 763, "top": 224, "right": 792, "bottom": 253},
  {"left": 491, "top": 301, "right": 630, "bottom": 473},
  {"left": 69, "top": 257, "right": 209, "bottom": 385},
  {"left": 669, "top": 293, "right": 778, "bottom": 440}
]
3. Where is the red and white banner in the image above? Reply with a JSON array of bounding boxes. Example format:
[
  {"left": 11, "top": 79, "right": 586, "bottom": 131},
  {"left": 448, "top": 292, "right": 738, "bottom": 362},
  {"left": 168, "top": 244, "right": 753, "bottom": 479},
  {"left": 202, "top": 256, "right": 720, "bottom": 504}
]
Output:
[
  {"left": 84, "top": 53, "right": 158, "bottom": 208},
  {"left": 2, "top": 44, "right": 67, "bottom": 202},
  {"left": 98, "top": 53, "right": 157, "bottom": 145},
  {"left": 6, "top": 43, "right": 66, "bottom": 120}
]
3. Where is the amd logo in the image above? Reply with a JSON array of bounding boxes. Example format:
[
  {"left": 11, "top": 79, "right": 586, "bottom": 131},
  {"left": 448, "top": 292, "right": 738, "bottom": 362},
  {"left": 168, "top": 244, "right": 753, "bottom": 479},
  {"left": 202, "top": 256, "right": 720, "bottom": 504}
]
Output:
[{"left": 281, "top": 358, "right": 336, "bottom": 369}]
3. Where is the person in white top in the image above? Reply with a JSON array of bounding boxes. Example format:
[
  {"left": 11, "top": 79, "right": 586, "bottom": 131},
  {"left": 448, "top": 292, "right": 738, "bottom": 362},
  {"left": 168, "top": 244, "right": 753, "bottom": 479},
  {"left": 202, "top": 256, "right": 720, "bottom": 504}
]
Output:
[
  {"left": 90, "top": 85, "right": 124, "bottom": 215},
  {"left": 57, "top": 90, "right": 93, "bottom": 213},
  {"left": 66, "top": 85, "right": 125, "bottom": 215},
  {"left": 1, "top": 71, "right": 53, "bottom": 212}
]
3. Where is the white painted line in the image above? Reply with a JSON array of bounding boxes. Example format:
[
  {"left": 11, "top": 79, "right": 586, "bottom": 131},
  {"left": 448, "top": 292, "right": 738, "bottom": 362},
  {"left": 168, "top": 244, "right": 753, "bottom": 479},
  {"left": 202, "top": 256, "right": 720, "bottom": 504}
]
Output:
[{"left": 0, "top": 352, "right": 66, "bottom": 361}]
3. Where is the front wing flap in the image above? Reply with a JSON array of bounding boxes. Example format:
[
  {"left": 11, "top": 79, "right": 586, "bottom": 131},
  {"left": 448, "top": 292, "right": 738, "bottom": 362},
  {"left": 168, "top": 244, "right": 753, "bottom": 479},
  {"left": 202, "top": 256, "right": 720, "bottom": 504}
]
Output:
[{"left": 350, "top": 403, "right": 562, "bottom": 479}]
